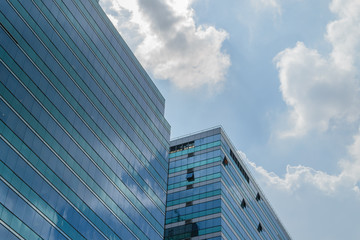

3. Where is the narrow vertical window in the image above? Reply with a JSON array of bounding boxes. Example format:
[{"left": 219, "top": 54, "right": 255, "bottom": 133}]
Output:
[
  {"left": 223, "top": 157, "right": 228, "bottom": 166},
  {"left": 241, "top": 199, "right": 246, "bottom": 208},
  {"left": 186, "top": 172, "right": 194, "bottom": 181}
]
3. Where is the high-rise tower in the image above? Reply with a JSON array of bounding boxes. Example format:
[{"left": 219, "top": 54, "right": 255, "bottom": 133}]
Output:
[
  {"left": 0, "top": 1, "right": 170, "bottom": 239},
  {"left": 165, "top": 127, "right": 290, "bottom": 240}
]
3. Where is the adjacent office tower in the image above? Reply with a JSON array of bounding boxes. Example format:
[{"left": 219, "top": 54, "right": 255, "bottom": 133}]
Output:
[
  {"left": 165, "top": 127, "right": 291, "bottom": 240},
  {"left": 0, "top": 0, "right": 170, "bottom": 239}
]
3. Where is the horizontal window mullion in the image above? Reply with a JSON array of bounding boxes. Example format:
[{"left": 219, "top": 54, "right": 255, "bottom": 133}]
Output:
[
  {"left": 72, "top": 0, "right": 168, "bottom": 134},
  {"left": 166, "top": 189, "right": 221, "bottom": 207},
  {"left": 53, "top": 0, "right": 170, "bottom": 151},
  {"left": 87, "top": 0, "right": 168, "bottom": 116},
  {"left": 0, "top": 48, "right": 164, "bottom": 235},
  {"left": 168, "top": 172, "right": 221, "bottom": 190},
  {"left": 0, "top": 75, "right": 149, "bottom": 239},
  {"left": 0, "top": 119, "right": 125, "bottom": 240},
  {"left": 36, "top": 0, "right": 169, "bottom": 181},
  {"left": 0, "top": 203, "right": 42, "bottom": 240},
  {"left": 222, "top": 157, "right": 282, "bottom": 239},
  {"left": 170, "top": 141, "right": 221, "bottom": 158},
  {"left": 0, "top": 162, "right": 86, "bottom": 240},
  {"left": 170, "top": 156, "right": 221, "bottom": 174},
  {"left": 222, "top": 175, "right": 260, "bottom": 233},
  {"left": 38, "top": 0, "right": 169, "bottom": 173},
  {"left": 0, "top": 4, "right": 167, "bottom": 211},
  {"left": 222, "top": 203, "right": 254, "bottom": 240}
]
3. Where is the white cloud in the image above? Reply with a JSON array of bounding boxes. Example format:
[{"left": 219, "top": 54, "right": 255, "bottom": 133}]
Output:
[
  {"left": 248, "top": 160, "right": 346, "bottom": 194},
  {"left": 328, "top": 0, "right": 360, "bottom": 70},
  {"left": 244, "top": 126, "right": 360, "bottom": 196},
  {"left": 253, "top": 2, "right": 360, "bottom": 237},
  {"left": 274, "top": 0, "right": 360, "bottom": 137},
  {"left": 246, "top": 155, "right": 360, "bottom": 240},
  {"left": 243, "top": 128, "right": 360, "bottom": 239},
  {"left": 265, "top": 0, "right": 360, "bottom": 200},
  {"left": 341, "top": 128, "right": 360, "bottom": 187},
  {"left": 100, "top": 0, "right": 230, "bottom": 90}
]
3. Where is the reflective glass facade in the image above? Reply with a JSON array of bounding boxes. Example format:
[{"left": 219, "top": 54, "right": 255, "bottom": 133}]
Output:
[
  {"left": 0, "top": 0, "right": 170, "bottom": 239},
  {"left": 165, "top": 128, "right": 291, "bottom": 240}
]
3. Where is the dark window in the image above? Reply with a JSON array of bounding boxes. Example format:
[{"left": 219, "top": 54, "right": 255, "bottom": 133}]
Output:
[
  {"left": 257, "top": 223, "right": 263, "bottom": 232},
  {"left": 230, "top": 149, "right": 250, "bottom": 183},
  {"left": 186, "top": 172, "right": 194, "bottom": 181},
  {"left": 186, "top": 184, "right": 193, "bottom": 190},
  {"left": 241, "top": 199, "right": 246, "bottom": 209},
  {"left": 188, "top": 152, "right": 194, "bottom": 157},
  {"left": 186, "top": 201, "right": 193, "bottom": 207},
  {"left": 170, "top": 141, "right": 195, "bottom": 153},
  {"left": 223, "top": 157, "right": 228, "bottom": 166},
  {"left": 165, "top": 222, "right": 199, "bottom": 239},
  {"left": 256, "top": 193, "right": 261, "bottom": 201}
]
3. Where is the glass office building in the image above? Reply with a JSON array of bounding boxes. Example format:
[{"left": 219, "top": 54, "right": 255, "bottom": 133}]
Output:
[
  {"left": 0, "top": 0, "right": 170, "bottom": 239},
  {"left": 165, "top": 127, "right": 291, "bottom": 240}
]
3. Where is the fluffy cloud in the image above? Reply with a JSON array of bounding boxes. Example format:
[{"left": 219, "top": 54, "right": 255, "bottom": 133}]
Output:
[
  {"left": 251, "top": 2, "right": 360, "bottom": 237},
  {"left": 249, "top": 0, "right": 360, "bottom": 191},
  {"left": 244, "top": 144, "right": 360, "bottom": 240},
  {"left": 100, "top": 0, "right": 230, "bottom": 90},
  {"left": 248, "top": 161, "right": 341, "bottom": 193},
  {"left": 274, "top": 0, "right": 360, "bottom": 137},
  {"left": 244, "top": 126, "right": 360, "bottom": 197}
]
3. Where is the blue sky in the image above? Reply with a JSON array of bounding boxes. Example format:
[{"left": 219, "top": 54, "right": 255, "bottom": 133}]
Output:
[{"left": 99, "top": 0, "right": 360, "bottom": 239}]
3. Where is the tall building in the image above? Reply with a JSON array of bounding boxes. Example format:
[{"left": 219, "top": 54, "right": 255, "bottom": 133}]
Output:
[
  {"left": 165, "top": 127, "right": 291, "bottom": 240},
  {"left": 0, "top": 0, "right": 170, "bottom": 239}
]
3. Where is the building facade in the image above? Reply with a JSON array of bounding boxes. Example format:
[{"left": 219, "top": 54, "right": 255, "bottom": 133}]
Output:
[
  {"left": 0, "top": 0, "right": 170, "bottom": 239},
  {"left": 165, "top": 127, "right": 291, "bottom": 240}
]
